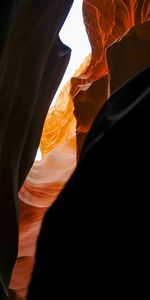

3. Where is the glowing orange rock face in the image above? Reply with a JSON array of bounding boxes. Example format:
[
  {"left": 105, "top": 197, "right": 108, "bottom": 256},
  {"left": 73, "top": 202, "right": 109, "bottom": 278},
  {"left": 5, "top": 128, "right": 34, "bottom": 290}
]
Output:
[
  {"left": 10, "top": 1, "right": 150, "bottom": 299},
  {"left": 71, "top": 0, "right": 150, "bottom": 155},
  {"left": 10, "top": 90, "right": 77, "bottom": 299},
  {"left": 71, "top": 0, "right": 150, "bottom": 132}
]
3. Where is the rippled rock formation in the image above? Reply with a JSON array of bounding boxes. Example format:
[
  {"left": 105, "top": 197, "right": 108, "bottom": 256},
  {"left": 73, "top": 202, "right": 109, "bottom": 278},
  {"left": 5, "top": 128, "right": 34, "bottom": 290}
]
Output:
[
  {"left": 27, "top": 65, "right": 150, "bottom": 299},
  {"left": 0, "top": 1, "right": 150, "bottom": 299},
  {"left": 71, "top": 0, "right": 150, "bottom": 155},
  {"left": 0, "top": 1, "right": 73, "bottom": 299},
  {"left": 107, "top": 20, "right": 150, "bottom": 93}
]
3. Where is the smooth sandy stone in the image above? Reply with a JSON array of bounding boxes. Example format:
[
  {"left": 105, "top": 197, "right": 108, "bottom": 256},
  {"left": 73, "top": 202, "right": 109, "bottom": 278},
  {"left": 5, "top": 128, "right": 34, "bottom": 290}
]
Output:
[
  {"left": 0, "top": 1, "right": 73, "bottom": 298},
  {"left": 70, "top": 0, "right": 150, "bottom": 153},
  {"left": 6, "top": 1, "right": 150, "bottom": 298},
  {"left": 106, "top": 20, "right": 150, "bottom": 93},
  {"left": 27, "top": 66, "right": 150, "bottom": 299}
]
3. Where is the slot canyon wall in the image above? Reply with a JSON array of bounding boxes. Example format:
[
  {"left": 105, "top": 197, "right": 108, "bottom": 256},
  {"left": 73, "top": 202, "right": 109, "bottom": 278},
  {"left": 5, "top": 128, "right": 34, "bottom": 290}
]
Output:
[{"left": 0, "top": 1, "right": 150, "bottom": 299}]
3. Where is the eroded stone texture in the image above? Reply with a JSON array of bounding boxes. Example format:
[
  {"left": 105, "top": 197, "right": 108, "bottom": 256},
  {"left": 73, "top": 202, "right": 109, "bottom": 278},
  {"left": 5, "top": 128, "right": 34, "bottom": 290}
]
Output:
[
  {"left": 26, "top": 66, "right": 150, "bottom": 300},
  {"left": 107, "top": 20, "right": 150, "bottom": 93},
  {"left": 0, "top": 0, "right": 73, "bottom": 299},
  {"left": 9, "top": 1, "right": 150, "bottom": 299},
  {"left": 9, "top": 53, "right": 92, "bottom": 300},
  {"left": 71, "top": 0, "right": 150, "bottom": 156}
]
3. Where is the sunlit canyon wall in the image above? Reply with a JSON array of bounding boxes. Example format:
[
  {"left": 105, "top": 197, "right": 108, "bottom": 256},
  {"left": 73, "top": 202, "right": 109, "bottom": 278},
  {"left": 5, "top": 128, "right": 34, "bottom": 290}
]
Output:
[{"left": 9, "top": 1, "right": 150, "bottom": 299}]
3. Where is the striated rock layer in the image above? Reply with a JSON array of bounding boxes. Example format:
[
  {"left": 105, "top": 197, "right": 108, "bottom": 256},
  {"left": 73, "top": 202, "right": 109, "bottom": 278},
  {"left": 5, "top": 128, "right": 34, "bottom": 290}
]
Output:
[
  {"left": 9, "top": 1, "right": 150, "bottom": 299},
  {"left": 9, "top": 74, "right": 77, "bottom": 299},
  {"left": 71, "top": 0, "right": 150, "bottom": 155},
  {"left": 27, "top": 66, "right": 150, "bottom": 299},
  {"left": 0, "top": 0, "right": 73, "bottom": 299}
]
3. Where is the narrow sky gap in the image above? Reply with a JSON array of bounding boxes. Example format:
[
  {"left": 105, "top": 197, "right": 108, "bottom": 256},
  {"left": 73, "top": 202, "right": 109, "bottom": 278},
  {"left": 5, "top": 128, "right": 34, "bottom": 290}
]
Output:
[
  {"left": 36, "top": 0, "right": 91, "bottom": 160},
  {"left": 51, "top": 0, "right": 91, "bottom": 106}
]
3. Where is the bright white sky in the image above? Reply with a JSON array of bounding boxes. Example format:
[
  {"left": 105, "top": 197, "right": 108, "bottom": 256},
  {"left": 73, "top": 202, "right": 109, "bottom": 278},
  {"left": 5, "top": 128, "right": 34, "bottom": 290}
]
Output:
[
  {"left": 51, "top": 0, "right": 91, "bottom": 106},
  {"left": 36, "top": 0, "right": 91, "bottom": 160}
]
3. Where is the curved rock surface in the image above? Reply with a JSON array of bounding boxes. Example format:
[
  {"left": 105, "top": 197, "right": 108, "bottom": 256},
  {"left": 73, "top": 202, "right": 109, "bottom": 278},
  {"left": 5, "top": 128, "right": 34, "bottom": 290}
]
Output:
[{"left": 7, "top": 1, "right": 150, "bottom": 299}]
